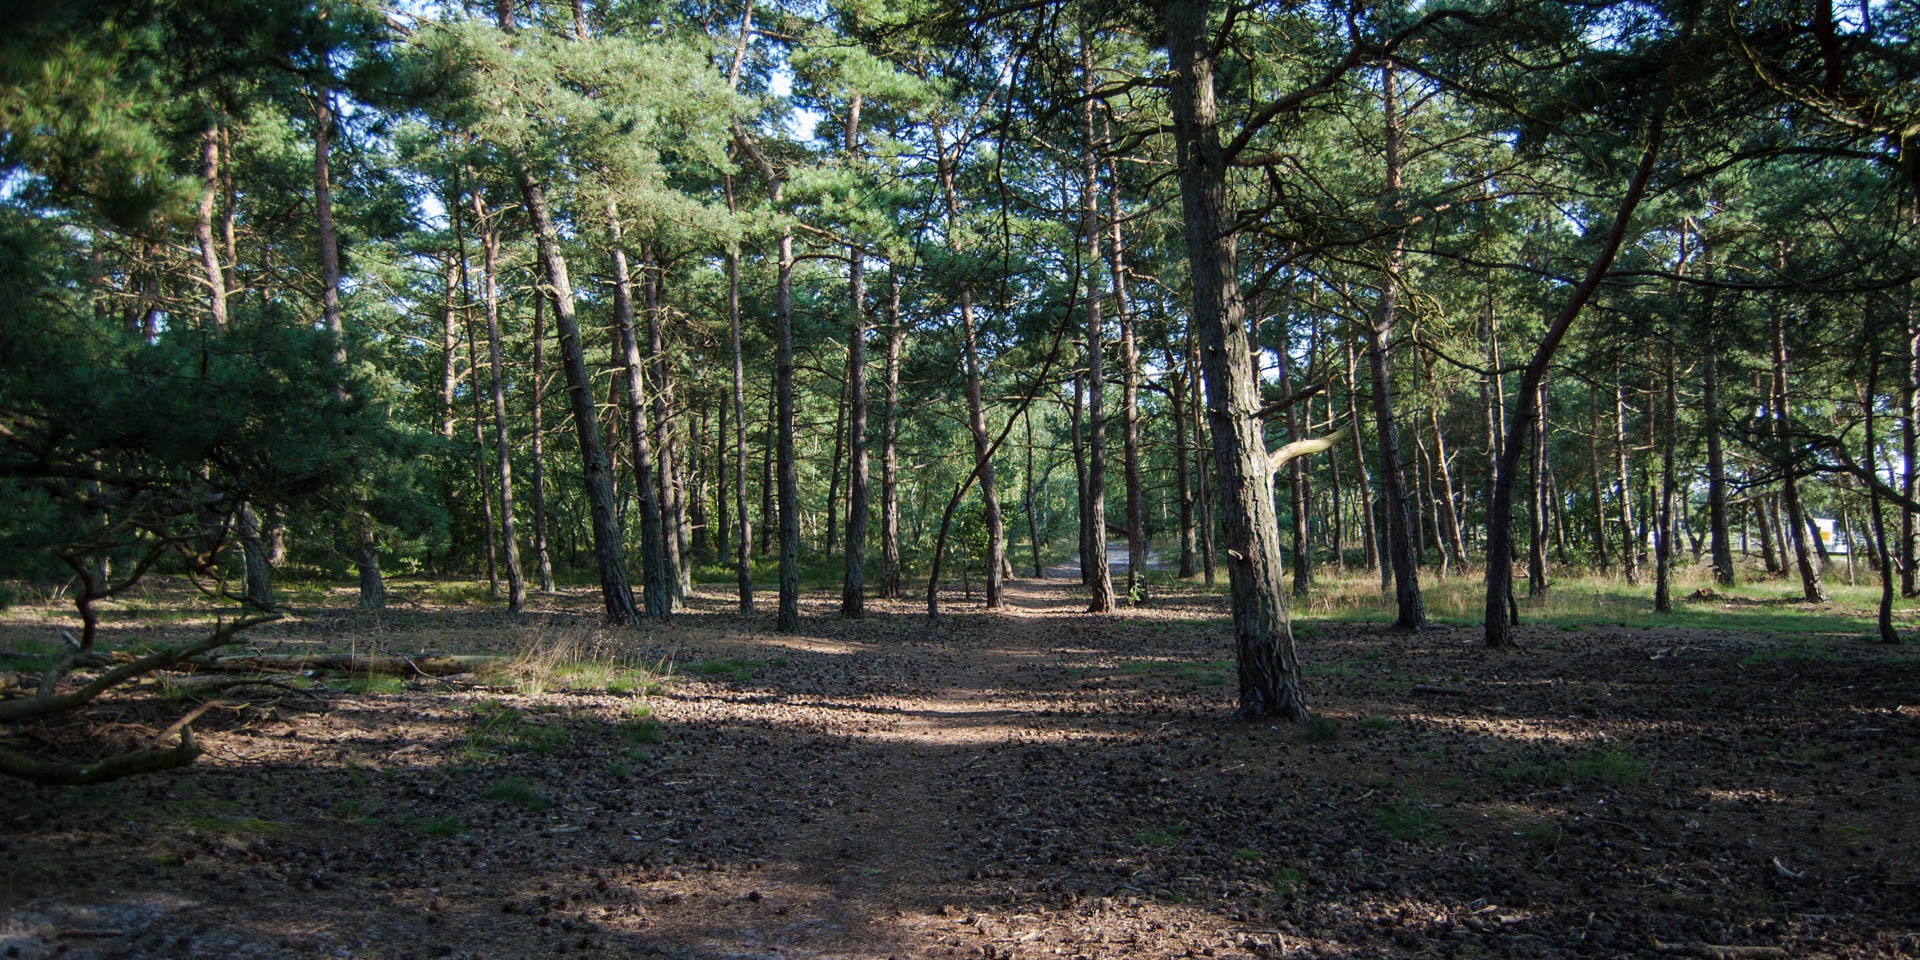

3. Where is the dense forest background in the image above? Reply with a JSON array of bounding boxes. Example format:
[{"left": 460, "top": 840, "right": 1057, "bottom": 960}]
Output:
[{"left": 3, "top": 0, "right": 1917, "bottom": 742}]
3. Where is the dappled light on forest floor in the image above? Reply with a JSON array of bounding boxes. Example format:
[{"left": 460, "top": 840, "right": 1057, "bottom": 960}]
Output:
[{"left": 4, "top": 575, "right": 1918, "bottom": 959}]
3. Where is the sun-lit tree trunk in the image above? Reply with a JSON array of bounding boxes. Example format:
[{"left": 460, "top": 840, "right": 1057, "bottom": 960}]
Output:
[
  {"left": 1169, "top": 347, "right": 1198, "bottom": 578},
  {"left": 314, "top": 91, "right": 384, "bottom": 610},
  {"left": 1275, "top": 313, "right": 1311, "bottom": 598},
  {"left": 1163, "top": 0, "right": 1307, "bottom": 718},
  {"left": 1528, "top": 381, "right": 1548, "bottom": 597},
  {"left": 1345, "top": 336, "right": 1378, "bottom": 575},
  {"left": 1588, "top": 385, "right": 1611, "bottom": 574},
  {"left": 457, "top": 213, "right": 498, "bottom": 596},
  {"left": 1079, "top": 22, "right": 1114, "bottom": 612},
  {"left": 826, "top": 374, "right": 847, "bottom": 556},
  {"left": 1189, "top": 329, "right": 1215, "bottom": 584},
  {"left": 880, "top": 270, "right": 904, "bottom": 599},
  {"left": 1903, "top": 299, "right": 1918, "bottom": 596},
  {"left": 1866, "top": 349, "right": 1898, "bottom": 641},
  {"left": 195, "top": 125, "right": 229, "bottom": 332},
  {"left": 842, "top": 94, "right": 870, "bottom": 618},
  {"left": 774, "top": 182, "right": 801, "bottom": 631},
  {"left": 529, "top": 292, "right": 555, "bottom": 593},
  {"left": 470, "top": 184, "right": 525, "bottom": 612},
  {"left": 1108, "top": 154, "right": 1146, "bottom": 598},
  {"left": 606, "top": 204, "right": 669, "bottom": 617},
  {"left": 1429, "top": 405, "right": 1467, "bottom": 569},
  {"left": 513, "top": 169, "right": 637, "bottom": 624},
  {"left": 1366, "top": 66, "right": 1423, "bottom": 628},
  {"left": 1072, "top": 370, "right": 1090, "bottom": 584},
  {"left": 643, "top": 248, "right": 689, "bottom": 605},
  {"left": 725, "top": 218, "right": 754, "bottom": 609},
  {"left": 1615, "top": 373, "right": 1640, "bottom": 584}
]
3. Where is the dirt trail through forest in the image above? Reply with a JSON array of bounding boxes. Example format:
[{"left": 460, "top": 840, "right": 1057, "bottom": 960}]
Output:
[{"left": 4, "top": 578, "right": 1918, "bottom": 960}]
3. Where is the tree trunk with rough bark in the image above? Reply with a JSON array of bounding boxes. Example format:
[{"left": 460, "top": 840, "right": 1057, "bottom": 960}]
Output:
[
  {"left": 842, "top": 95, "right": 870, "bottom": 618},
  {"left": 1163, "top": 0, "right": 1307, "bottom": 718},
  {"left": 1773, "top": 307, "right": 1826, "bottom": 602},
  {"left": 1366, "top": 63, "right": 1424, "bottom": 628},
  {"left": 470, "top": 185, "right": 525, "bottom": 613},
  {"left": 514, "top": 168, "right": 637, "bottom": 624},
  {"left": 606, "top": 205, "right": 669, "bottom": 617},
  {"left": 529, "top": 292, "right": 555, "bottom": 593},
  {"left": 880, "top": 271, "right": 904, "bottom": 599}
]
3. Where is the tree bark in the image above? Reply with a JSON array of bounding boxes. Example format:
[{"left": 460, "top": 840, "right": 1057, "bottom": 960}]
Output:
[
  {"left": 1484, "top": 99, "right": 1667, "bottom": 647},
  {"left": 1366, "top": 63, "right": 1424, "bottom": 628},
  {"left": 514, "top": 169, "right": 637, "bottom": 624},
  {"left": 842, "top": 94, "right": 870, "bottom": 618},
  {"left": 1189, "top": 328, "right": 1216, "bottom": 584},
  {"left": 1703, "top": 308, "right": 1735, "bottom": 586},
  {"left": 1170, "top": 347, "right": 1198, "bottom": 578},
  {"left": 643, "top": 249, "right": 689, "bottom": 605},
  {"left": 1163, "top": 0, "right": 1307, "bottom": 718},
  {"left": 1588, "top": 385, "right": 1611, "bottom": 574},
  {"left": 1109, "top": 154, "right": 1146, "bottom": 598},
  {"left": 725, "top": 181, "right": 754, "bottom": 611},
  {"left": 1655, "top": 340, "right": 1677, "bottom": 612},
  {"left": 529, "top": 292, "right": 555, "bottom": 593},
  {"left": 314, "top": 91, "right": 384, "bottom": 609},
  {"left": 1866, "top": 348, "right": 1898, "bottom": 641},
  {"left": 1615, "top": 372, "right": 1640, "bottom": 584},
  {"left": 774, "top": 182, "right": 801, "bottom": 632},
  {"left": 1345, "top": 336, "right": 1378, "bottom": 575},
  {"left": 1275, "top": 309, "right": 1311, "bottom": 597},
  {"left": 605, "top": 204, "right": 669, "bottom": 617},
  {"left": 1079, "top": 22, "right": 1114, "bottom": 612},
  {"left": 936, "top": 131, "right": 1005, "bottom": 609},
  {"left": 1772, "top": 303, "right": 1826, "bottom": 601},
  {"left": 470, "top": 184, "right": 525, "bottom": 612},
  {"left": 1528, "top": 380, "right": 1548, "bottom": 596},
  {"left": 880, "top": 270, "right": 905, "bottom": 599},
  {"left": 454, "top": 195, "right": 499, "bottom": 595}
]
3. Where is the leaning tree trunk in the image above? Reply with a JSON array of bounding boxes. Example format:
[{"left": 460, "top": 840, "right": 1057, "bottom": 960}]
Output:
[
  {"left": 471, "top": 184, "right": 525, "bottom": 612},
  {"left": 314, "top": 91, "right": 384, "bottom": 609},
  {"left": 842, "top": 94, "right": 870, "bottom": 618},
  {"left": 606, "top": 204, "right": 669, "bottom": 617},
  {"left": 1485, "top": 95, "right": 1666, "bottom": 647},
  {"left": 514, "top": 164, "right": 637, "bottom": 624},
  {"left": 1366, "top": 63, "right": 1424, "bottom": 628},
  {"left": 1164, "top": 0, "right": 1307, "bottom": 719}
]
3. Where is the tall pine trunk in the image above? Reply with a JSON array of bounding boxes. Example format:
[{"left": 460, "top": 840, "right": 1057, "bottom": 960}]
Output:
[
  {"left": 470, "top": 185, "right": 525, "bottom": 612},
  {"left": 1078, "top": 26, "right": 1113, "bottom": 611},
  {"left": 606, "top": 205, "right": 669, "bottom": 617},
  {"left": 842, "top": 94, "right": 870, "bottom": 618},
  {"left": 1164, "top": 0, "right": 1307, "bottom": 718},
  {"left": 643, "top": 250, "right": 689, "bottom": 605},
  {"left": 530, "top": 292, "right": 555, "bottom": 593},
  {"left": 880, "top": 271, "right": 905, "bottom": 599},
  {"left": 1109, "top": 155, "right": 1146, "bottom": 597},
  {"left": 1366, "top": 63, "right": 1424, "bottom": 628},
  {"left": 1772, "top": 307, "right": 1827, "bottom": 602}
]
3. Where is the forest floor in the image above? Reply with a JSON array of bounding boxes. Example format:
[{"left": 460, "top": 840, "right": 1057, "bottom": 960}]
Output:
[{"left": 3, "top": 569, "right": 1919, "bottom": 959}]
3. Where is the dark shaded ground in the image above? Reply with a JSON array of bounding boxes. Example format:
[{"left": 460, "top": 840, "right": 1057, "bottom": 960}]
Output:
[{"left": 2, "top": 575, "right": 1917, "bottom": 959}]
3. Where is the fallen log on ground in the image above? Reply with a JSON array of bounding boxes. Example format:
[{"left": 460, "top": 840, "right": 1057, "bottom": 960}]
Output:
[{"left": 185, "top": 653, "right": 502, "bottom": 677}]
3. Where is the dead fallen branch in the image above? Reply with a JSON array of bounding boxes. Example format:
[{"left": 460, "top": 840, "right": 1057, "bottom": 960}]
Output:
[{"left": 188, "top": 653, "right": 503, "bottom": 678}]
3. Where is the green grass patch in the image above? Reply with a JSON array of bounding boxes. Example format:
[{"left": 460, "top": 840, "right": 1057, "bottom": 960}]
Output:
[
  {"left": 1301, "top": 716, "right": 1341, "bottom": 743},
  {"left": 1495, "top": 747, "right": 1648, "bottom": 787},
  {"left": 487, "top": 775, "right": 551, "bottom": 813},
  {"left": 689, "top": 657, "right": 784, "bottom": 683},
  {"left": 463, "top": 701, "right": 571, "bottom": 761},
  {"left": 1366, "top": 802, "right": 1446, "bottom": 842},
  {"left": 411, "top": 814, "right": 464, "bottom": 837},
  {"left": 1267, "top": 866, "right": 1304, "bottom": 895},
  {"left": 1360, "top": 714, "right": 1394, "bottom": 731},
  {"left": 1231, "top": 847, "right": 1263, "bottom": 862},
  {"left": 347, "top": 672, "right": 405, "bottom": 695},
  {"left": 186, "top": 816, "right": 291, "bottom": 836},
  {"left": 1133, "top": 820, "right": 1192, "bottom": 847},
  {"left": 1740, "top": 640, "right": 1844, "bottom": 666}
]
